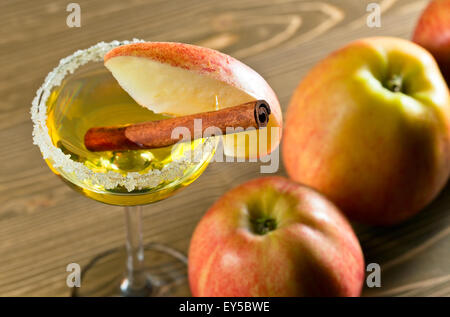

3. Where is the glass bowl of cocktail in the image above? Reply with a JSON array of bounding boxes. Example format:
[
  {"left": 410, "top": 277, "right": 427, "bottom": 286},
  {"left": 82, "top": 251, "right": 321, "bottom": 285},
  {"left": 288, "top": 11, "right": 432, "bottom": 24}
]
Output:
[{"left": 31, "top": 40, "right": 282, "bottom": 296}]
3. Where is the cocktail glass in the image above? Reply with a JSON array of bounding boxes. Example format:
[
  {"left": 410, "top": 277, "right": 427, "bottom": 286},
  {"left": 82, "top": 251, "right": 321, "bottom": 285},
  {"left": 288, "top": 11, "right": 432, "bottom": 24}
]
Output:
[{"left": 31, "top": 40, "right": 217, "bottom": 296}]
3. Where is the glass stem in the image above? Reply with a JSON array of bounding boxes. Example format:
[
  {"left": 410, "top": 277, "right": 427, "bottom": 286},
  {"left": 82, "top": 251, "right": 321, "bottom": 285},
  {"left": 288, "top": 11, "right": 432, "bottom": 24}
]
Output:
[{"left": 121, "top": 206, "right": 150, "bottom": 296}]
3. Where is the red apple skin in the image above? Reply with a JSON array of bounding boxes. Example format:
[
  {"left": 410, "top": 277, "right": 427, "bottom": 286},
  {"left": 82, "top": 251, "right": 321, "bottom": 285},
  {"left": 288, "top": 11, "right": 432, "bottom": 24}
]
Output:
[
  {"left": 282, "top": 37, "right": 450, "bottom": 226},
  {"left": 413, "top": 0, "right": 450, "bottom": 85},
  {"left": 104, "top": 42, "right": 283, "bottom": 158},
  {"left": 188, "top": 177, "right": 364, "bottom": 297}
]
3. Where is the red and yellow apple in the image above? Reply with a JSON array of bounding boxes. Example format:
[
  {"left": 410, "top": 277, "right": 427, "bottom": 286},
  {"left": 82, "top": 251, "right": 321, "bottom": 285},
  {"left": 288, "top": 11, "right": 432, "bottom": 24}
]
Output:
[
  {"left": 104, "top": 42, "right": 282, "bottom": 158},
  {"left": 188, "top": 176, "right": 364, "bottom": 297},
  {"left": 282, "top": 37, "right": 450, "bottom": 225},
  {"left": 413, "top": 0, "right": 450, "bottom": 85}
]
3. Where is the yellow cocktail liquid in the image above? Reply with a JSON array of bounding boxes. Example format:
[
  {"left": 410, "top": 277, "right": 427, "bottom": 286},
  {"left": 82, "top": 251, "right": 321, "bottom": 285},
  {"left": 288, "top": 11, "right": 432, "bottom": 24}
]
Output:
[{"left": 45, "top": 65, "right": 213, "bottom": 205}]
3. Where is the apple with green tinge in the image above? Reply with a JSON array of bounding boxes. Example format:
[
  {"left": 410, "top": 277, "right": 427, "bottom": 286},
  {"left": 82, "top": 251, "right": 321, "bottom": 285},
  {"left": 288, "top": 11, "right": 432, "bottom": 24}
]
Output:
[
  {"left": 188, "top": 176, "right": 364, "bottom": 297},
  {"left": 282, "top": 37, "right": 450, "bottom": 225},
  {"left": 413, "top": 0, "right": 450, "bottom": 85}
]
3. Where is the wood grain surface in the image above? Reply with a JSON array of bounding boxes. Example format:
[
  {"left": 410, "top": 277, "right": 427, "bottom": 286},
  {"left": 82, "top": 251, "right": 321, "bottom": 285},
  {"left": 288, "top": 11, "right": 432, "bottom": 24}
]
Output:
[{"left": 1, "top": 0, "right": 449, "bottom": 296}]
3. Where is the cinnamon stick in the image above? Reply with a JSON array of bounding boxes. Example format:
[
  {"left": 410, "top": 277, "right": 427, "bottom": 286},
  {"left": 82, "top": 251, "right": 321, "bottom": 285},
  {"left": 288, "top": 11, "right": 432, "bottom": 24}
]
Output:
[{"left": 84, "top": 100, "right": 271, "bottom": 152}]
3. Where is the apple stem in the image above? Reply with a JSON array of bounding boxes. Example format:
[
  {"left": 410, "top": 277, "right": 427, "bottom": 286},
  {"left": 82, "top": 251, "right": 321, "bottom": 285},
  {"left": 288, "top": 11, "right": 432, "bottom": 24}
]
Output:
[
  {"left": 385, "top": 74, "right": 403, "bottom": 93},
  {"left": 251, "top": 218, "right": 277, "bottom": 235}
]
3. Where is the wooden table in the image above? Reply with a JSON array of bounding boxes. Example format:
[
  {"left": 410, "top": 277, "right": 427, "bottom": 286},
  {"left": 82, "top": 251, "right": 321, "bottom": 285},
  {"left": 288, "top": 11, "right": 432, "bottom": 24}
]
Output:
[{"left": 1, "top": 0, "right": 449, "bottom": 297}]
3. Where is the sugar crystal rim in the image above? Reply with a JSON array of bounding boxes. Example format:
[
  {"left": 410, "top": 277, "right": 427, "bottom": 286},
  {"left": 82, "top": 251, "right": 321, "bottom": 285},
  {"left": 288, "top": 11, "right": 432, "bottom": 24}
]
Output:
[{"left": 31, "top": 39, "right": 214, "bottom": 192}]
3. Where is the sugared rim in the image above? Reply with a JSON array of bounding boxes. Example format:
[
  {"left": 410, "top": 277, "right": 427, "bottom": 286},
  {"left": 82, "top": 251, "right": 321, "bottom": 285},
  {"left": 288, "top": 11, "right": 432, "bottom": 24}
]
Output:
[{"left": 31, "top": 39, "right": 214, "bottom": 192}]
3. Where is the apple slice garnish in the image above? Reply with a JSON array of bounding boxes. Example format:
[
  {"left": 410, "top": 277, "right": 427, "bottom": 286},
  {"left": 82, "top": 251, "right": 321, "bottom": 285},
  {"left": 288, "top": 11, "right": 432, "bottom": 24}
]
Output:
[{"left": 104, "top": 42, "right": 282, "bottom": 159}]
